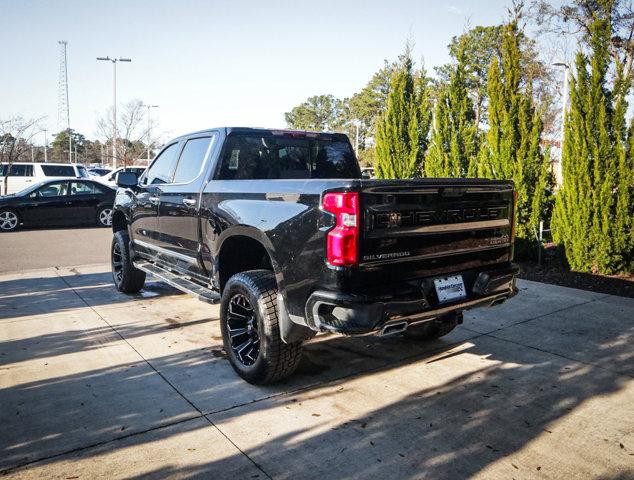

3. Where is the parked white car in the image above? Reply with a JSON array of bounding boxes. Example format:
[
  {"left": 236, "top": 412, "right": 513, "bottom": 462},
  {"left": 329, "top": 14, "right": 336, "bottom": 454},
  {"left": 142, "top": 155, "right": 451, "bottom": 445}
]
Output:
[
  {"left": 0, "top": 163, "right": 90, "bottom": 195},
  {"left": 87, "top": 167, "right": 113, "bottom": 179},
  {"left": 96, "top": 166, "right": 146, "bottom": 187}
]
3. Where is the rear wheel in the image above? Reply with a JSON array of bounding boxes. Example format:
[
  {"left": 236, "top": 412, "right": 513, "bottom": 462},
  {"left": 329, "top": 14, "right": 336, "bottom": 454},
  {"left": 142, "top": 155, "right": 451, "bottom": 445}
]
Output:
[
  {"left": 404, "top": 313, "right": 462, "bottom": 340},
  {"left": 97, "top": 207, "right": 113, "bottom": 227},
  {"left": 111, "top": 231, "right": 146, "bottom": 293},
  {"left": 220, "top": 270, "right": 303, "bottom": 384},
  {"left": 0, "top": 209, "right": 20, "bottom": 232}
]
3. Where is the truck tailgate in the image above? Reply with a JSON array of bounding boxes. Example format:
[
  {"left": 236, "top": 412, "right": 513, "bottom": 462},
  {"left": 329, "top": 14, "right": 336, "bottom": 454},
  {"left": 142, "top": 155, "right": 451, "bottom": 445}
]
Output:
[{"left": 357, "top": 179, "right": 514, "bottom": 281}]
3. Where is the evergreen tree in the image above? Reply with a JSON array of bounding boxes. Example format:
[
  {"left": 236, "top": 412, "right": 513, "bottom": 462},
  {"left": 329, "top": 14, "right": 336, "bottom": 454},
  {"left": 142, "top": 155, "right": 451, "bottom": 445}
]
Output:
[
  {"left": 553, "top": 4, "right": 633, "bottom": 273},
  {"left": 476, "top": 20, "right": 549, "bottom": 242},
  {"left": 375, "top": 49, "right": 432, "bottom": 178},
  {"left": 425, "top": 40, "right": 478, "bottom": 177}
]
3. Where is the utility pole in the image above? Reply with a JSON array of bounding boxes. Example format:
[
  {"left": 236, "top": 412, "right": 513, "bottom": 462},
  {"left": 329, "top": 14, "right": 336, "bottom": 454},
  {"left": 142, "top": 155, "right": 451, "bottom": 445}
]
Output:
[
  {"left": 553, "top": 62, "right": 570, "bottom": 188},
  {"left": 43, "top": 130, "right": 48, "bottom": 162},
  {"left": 97, "top": 56, "right": 132, "bottom": 168},
  {"left": 142, "top": 103, "right": 159, "bottom": 163},
  {"left": 58, "top": 40, "right": 72, "bottom": 163}
]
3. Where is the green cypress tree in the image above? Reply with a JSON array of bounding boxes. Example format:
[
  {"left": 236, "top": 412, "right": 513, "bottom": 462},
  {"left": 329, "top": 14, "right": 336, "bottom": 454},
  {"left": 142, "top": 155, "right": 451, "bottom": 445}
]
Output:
[
  {"left": 375, "top": 50, "right": 432, "bottom": 178},
  {"left": 476, "top": 20, "right": 549, "bottom": 242},
  {"left": 425, "top": 40, "right": 478, "bottom": 177},
  {"left": 553, "top": 5, "right": 633, "bottom": 273}
]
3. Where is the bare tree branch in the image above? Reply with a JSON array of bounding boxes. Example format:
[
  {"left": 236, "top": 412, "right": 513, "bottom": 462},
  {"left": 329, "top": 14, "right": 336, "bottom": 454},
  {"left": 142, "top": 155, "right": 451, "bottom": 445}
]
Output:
[
  {"left": 0, "top": 117, "right": 44, "bottom": 195},
  {"left": 95, "top": 100, "right": 157, "bottom": 167}
]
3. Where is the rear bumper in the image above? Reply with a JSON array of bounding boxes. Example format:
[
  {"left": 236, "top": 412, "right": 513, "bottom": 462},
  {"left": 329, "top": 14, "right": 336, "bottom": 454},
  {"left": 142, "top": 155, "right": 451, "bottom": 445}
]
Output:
[{"left": 305, "top": 263, "right": 519, "bottom": 335}]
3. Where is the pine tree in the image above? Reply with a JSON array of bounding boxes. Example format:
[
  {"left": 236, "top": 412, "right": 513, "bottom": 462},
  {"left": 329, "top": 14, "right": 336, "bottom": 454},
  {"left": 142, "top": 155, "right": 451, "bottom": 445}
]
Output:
[
  {"left": 425, "top": 40, "right": 478, "bottom": 177},
  {"left": 476, "top": 20, "right": 549, "bottom": 242},
  {"left": 375, "top": 50, "right": 432, "bottom": 179},
  {"left": 553, "top": 4, "right": 633, "bottom": 273}
]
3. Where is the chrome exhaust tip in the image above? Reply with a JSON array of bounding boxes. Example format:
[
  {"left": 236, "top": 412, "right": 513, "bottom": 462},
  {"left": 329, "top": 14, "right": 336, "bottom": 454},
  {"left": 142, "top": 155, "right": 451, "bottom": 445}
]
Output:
[{"left": 378, "top": 320, "right": 408, "bottom": 337}]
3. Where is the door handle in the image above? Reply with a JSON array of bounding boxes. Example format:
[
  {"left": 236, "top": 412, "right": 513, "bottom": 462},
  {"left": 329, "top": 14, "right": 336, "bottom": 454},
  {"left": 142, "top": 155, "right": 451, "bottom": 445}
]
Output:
[{"left": 182, "top": 198, "right": 197, "bottom": 206}]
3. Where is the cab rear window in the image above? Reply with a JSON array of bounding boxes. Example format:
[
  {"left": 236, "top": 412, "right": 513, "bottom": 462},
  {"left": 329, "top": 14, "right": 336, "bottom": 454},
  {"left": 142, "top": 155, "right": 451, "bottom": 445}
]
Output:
[{"left": 218, "top": 134, "right": 359, "bottom": 180}]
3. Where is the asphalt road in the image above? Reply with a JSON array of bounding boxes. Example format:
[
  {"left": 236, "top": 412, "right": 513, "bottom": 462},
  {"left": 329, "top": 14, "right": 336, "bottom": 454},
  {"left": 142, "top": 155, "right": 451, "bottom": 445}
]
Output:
[{"left": 0, "top": 227, "right": 111, "bottom": 273}]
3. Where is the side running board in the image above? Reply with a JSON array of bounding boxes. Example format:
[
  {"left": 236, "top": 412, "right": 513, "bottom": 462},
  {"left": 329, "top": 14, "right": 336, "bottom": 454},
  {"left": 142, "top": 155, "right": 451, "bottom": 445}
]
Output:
[{"left": 133, "top": 260, "right": 221, "bottom": 304}]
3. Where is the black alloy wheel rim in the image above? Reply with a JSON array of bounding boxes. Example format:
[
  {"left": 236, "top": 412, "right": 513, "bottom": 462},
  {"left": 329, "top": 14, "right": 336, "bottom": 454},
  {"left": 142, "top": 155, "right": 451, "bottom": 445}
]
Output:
[
  {"left": 226, "top": 293, "right": 260, "bottom": 366},
  {"left": 112, "top": 241, "right": 123, "bottom": 284}
]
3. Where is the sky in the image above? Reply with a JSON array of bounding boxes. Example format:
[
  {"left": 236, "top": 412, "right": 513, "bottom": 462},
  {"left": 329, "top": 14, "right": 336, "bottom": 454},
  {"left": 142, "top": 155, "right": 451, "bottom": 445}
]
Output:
[{"left": 1, "top": 0, "right": 515, "bottom": 144}]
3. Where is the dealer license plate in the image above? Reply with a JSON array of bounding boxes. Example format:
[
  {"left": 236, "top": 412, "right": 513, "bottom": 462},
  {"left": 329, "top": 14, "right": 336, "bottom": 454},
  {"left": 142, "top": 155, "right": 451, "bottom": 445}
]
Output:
[{"left": 433, "top": 275, "right": 467, "bottom": 303}]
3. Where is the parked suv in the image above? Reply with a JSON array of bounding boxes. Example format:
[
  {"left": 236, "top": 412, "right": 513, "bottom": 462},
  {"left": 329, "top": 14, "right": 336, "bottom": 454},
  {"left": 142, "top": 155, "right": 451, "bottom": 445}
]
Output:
[
  {"left": 0, "top": 162, "right": 89, "bottom": 195},
  {"left": 111, "top": 128, "right": 519, "bottom": 384}
]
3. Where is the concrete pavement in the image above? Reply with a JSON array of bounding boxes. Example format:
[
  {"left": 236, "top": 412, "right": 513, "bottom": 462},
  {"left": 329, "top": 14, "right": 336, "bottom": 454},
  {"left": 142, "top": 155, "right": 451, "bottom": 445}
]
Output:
[
  {"left": 0, "top": 228, "right": 111, "bottom": 273},
  {"left": 0, "top": 264, "right": 632, "bottom": 479}
]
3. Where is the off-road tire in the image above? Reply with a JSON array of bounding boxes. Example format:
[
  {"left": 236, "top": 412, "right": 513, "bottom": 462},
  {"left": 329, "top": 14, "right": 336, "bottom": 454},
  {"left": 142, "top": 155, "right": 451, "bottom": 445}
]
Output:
[
  {"left": 404, "top": 313, "right": 462, "bottom": 340},
  {"left": 220, "top": 269, "right": 303, "bottom": 384},
  {"left": 111, "top": 230, "right": 146, "bottom": 293}
]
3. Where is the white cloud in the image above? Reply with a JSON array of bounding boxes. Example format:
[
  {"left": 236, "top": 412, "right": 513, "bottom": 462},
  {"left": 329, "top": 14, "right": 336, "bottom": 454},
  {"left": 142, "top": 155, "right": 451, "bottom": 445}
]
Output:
[{"left": 447, "top": 5, "right": 464, "bottom": 15}]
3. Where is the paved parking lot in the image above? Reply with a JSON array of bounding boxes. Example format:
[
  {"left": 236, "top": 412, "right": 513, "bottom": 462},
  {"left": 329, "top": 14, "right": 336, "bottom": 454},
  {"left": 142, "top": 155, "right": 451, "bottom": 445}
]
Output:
[
  {"left": 0, "top": 232, "right": 633, "bottom": 479},
  {"left": 0, "top": 227, "right": 110, "bottom": 273}
]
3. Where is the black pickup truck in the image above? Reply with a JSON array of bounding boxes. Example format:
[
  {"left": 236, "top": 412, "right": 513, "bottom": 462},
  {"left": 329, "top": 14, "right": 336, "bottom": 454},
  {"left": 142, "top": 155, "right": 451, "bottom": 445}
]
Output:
[{"left": 111, "top": 127, "right": 519, "bottom": 384}]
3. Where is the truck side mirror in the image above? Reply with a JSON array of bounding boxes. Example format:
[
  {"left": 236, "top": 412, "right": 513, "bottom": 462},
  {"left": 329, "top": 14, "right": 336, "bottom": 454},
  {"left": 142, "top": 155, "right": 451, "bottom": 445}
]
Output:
[{"left": 116, "top": 171, "right": 138, "bottom": 188}]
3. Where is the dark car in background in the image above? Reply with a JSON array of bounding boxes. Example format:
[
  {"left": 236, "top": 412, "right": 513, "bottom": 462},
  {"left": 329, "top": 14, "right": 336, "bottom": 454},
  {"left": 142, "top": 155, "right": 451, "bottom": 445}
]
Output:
[{"left": 0, "top": 179, "right": 116, "bottom": 232}]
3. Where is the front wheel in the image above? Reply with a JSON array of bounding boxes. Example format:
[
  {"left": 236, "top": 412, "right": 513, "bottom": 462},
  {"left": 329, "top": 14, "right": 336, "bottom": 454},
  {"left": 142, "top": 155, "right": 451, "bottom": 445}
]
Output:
[
  {"left": 111, "top": 231, "right": 146, "bottom": 293},
  {"left": 220, "top": 270, "right": 303, "bottom": 384}
]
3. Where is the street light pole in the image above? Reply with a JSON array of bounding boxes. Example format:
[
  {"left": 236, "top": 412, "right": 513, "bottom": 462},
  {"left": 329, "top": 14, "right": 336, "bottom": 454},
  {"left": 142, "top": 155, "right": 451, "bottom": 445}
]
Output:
[
  {"left": 141, "top": 104, "right": 159, "bottom": 163},
  {"left": 43, "top": 130, "right": 48, "bottom": 163},
  {"left": 553, "top": 62, "right": 570, "bottom": 188},
  {"left": 97, "top": 56, "right": 132, "bottom": 169}
]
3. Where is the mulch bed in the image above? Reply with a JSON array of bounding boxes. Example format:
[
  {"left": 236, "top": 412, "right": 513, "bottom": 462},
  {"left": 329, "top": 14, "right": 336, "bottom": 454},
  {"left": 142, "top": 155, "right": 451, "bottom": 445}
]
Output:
[{"left": 517, "top": 247, "right": 634, "bottom": 298}]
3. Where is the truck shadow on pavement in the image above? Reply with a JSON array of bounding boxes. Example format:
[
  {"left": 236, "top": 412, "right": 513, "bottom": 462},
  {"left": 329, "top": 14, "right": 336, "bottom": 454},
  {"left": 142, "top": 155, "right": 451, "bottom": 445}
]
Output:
[{"left": 1, "top": 271, "right": 633, "bottom": 478}]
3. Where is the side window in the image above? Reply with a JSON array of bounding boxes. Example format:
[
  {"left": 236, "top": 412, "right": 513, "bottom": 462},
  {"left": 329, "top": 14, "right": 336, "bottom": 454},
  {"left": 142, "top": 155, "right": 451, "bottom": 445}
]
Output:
[
  {"left": 218, "top": 136, "right": 265, "bottom": 180},
  {"left": 41, "top": 165, "right": 75, "bottom": 177},
  {"left": 70, "top": 182, "right": 95, "bottom": 195},
  {"left": 143, "top": 143, "right": 179, "bottom": 185},
  {"left": 4, "top": 164, "right": 33, "bottom": 177},
  {"left": 32, "top": 182, "right": 68, "bottom": 198},
  {"left": 172, "top": 136, "right": 212, "bottom": 183},
  {"left": 92, "top": 183, "right": 107, "bottom": 194}
]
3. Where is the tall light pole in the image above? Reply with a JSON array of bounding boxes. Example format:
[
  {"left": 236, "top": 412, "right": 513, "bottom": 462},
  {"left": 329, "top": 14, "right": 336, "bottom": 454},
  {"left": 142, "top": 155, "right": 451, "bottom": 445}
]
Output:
[
  {"left": 553, "top": 62, "right": 570, "bottom": 188},
  {"left": 58, "top": 41, "right": 72, "bottom": 163},
  {"left": 141, "top": 103, "right": 159, "bottom": 163},
  {"left": 97, "top": 56, "right": 132, "bottom": 168},
  {"left": 43, "top": 130, "right": 48, "bottom": 163}
]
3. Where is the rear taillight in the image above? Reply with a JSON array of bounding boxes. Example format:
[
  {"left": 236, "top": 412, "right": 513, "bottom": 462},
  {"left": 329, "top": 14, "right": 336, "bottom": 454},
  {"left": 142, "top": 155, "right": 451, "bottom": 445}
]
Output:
[{"left": 322, "top": 192, "right": 359, "bottom": 266}]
